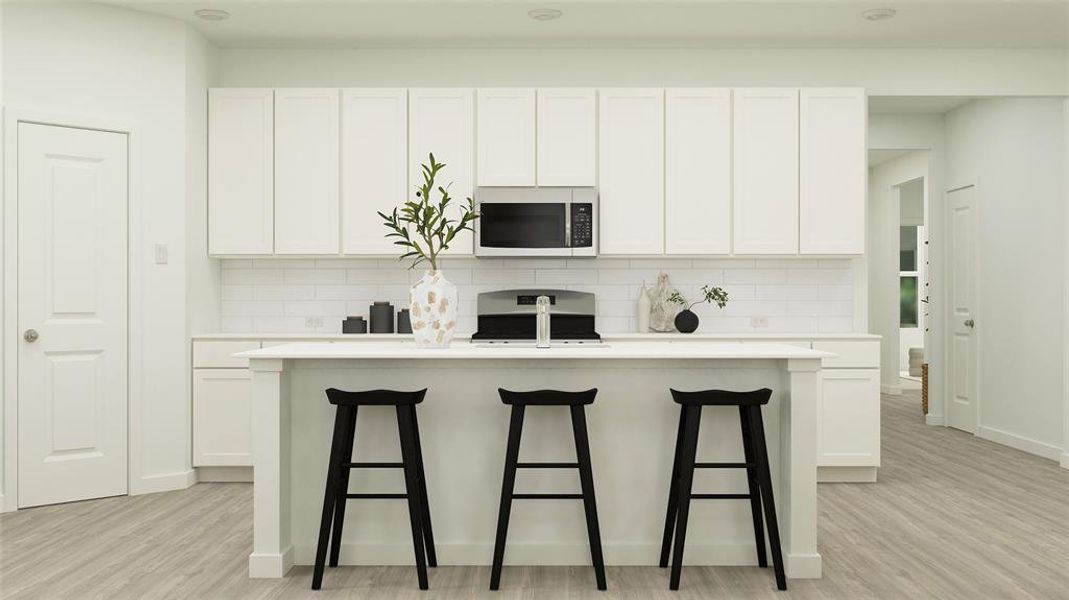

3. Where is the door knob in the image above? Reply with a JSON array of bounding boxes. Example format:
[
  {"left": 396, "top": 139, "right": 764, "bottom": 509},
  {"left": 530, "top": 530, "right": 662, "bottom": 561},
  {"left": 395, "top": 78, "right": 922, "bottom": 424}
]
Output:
[
  {"left": 964, "top": 319, "right": 975, "bottom": 328},
  {"left": 23, "top": 329, "right": 39, "bottom": 342}
]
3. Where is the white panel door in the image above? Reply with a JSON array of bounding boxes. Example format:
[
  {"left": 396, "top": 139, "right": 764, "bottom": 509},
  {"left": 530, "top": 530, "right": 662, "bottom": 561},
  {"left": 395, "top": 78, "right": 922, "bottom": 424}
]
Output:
[
  {"left": 17, "top": 123, "right": 128, "bottom": 508},
  {"left": 818, "top": 369, "right": 881, "bottom": 467},
  {"left": 733, "top": 88, "right": 799, "bottom": 255},
  {"left": 409, "top": 88, "right": 475, "bottom": 255},
  {"left": 477, "top": 88, "right": 535, "bottom": 187},
  {"left": 800, "top": 88, "right": 866, "bottom": 254},
  {"left": 948, "top": 185, "right": 978, "bottom": 433},
  {"left": 537, "top": 88, "right": 596, "bottom": 186},
  {"left": 342, "top": 88, "right": 408, "bottom": 254},
  {"left": 208, "top": 88, "right": 273, "bottom": 255},
  {"left": 598, "top": 88, "right": 665, "bottom": 255},
  {"left": 193, "top": 370, "right": 253, "bottom": 467},
  {"left": 665, "top": 88, "right": 732, "bottom": 255},
  {"left": 274, "top": 88, "right": 340, "bottom": 255}
]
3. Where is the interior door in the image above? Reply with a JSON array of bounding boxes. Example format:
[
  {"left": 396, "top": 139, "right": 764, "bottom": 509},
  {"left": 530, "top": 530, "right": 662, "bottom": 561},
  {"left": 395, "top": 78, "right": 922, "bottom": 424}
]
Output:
[
  {"left": 947, "top": 185, "right": 978, "bottom": 433},
  {"left": 17, "top": 123, "right": 128, "bottom": 508}
]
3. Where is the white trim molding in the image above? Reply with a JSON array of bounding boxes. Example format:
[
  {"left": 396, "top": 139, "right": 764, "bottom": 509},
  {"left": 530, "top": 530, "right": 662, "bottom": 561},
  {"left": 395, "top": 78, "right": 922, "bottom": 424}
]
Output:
[
  {"left": 131, "top": 470, "right": 197, "bottom": 496},
  {"left": 977, "top": 426, "right": 1063, "bottom": 462},
  {"left": 1060, "top": 453, "right": 1069, "bottom": 470},
  {"left": 925, "top": 413, "right": 945, "bottom": 427}
]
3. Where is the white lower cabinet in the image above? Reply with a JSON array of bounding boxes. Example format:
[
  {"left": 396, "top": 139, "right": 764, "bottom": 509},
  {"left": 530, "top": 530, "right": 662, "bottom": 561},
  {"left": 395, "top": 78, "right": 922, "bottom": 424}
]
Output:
[
  {"left": 814, "top": 339, "right": 881, "bottom": 482},
  {"left": 193, "top": 369, "right": 253, "bottom": 467}
]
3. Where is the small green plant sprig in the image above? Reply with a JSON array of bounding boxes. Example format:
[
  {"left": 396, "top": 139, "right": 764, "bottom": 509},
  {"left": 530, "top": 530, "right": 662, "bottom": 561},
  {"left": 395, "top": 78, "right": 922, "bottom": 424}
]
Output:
[
  {"left": 668, "top": 285, "right": 729, "bottom": 311},
  {"left": 379, "top": 153, "right": 479, "bottom": 271}
]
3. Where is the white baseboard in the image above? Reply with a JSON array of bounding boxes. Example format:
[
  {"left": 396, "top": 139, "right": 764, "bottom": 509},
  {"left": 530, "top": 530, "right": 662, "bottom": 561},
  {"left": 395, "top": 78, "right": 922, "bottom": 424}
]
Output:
[
  {"left": 131, "top": 469, "right": 197, "bottom": 496},
  {"left": 880, "top": 384, "right": 902, "bottom": 395},
  {"left": 0, "top": 493, "right": 9, "bottom": 513},
  {"left": 818, "top": 466, "right": 878, "bottom": 483},
  {"left": 196, "top": 466, "right": 253, "bottom": 482},
  {"left": 294, "top": 542, "right": 770, "bottom": 567},
  {"left": 925, "top": 413, "right": 944, "bottom": 426},
  {"left": 977, "top": 426, "right": 1062, "bottom": 461},
  {"left": 785, "top": 553, "right": 822, "bottom": 579},
  {"left": 1061, "top": 453, "right": 1069, "bottom": 469},
  {"left": 249, "top": 546, "right": 294, "bottom": 578}
]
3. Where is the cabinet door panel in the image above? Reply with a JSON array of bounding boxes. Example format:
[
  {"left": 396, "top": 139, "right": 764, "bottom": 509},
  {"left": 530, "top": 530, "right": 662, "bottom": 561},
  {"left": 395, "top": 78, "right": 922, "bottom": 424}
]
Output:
[
  {"left": 818, "top": 369, "right": 880, "bottom": 467},
  {"left": 800, "top": 88, "right": 866, "bottom": 254},
  {"left": 409, "top": 88, "right": 475, "bottom": 256},
  {"left": 477, "top": 88, "right": 535, "bottom": 186},
  {"left": 537, "top": 88, "right": 596, "bottom": 186},
  {"left": 598, "top": 88, "right": 664, "bottom": 255},
  {"left": 193, "top": 369, "right": 253, "bottom": 467},
  {"left": 666, "top": 88, "right": 732, "bottom": 255},
  {"left": 733, "top": 88, "right": 799, "bottom": 255},
  {"left": 342, "top": 89, "right": 408, "bottom": 254},
  {"left": 274, "top": 88, "right": 340, "bottom": 255},
  {"left": 208, "top": 89, "right": 273, "bottom": 255}
]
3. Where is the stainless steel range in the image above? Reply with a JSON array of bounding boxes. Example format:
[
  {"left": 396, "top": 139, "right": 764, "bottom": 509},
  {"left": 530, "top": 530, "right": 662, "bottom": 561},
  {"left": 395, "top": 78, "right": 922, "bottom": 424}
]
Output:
[{"left": 470, "top": 289, "right": 601, "bottom": 344}]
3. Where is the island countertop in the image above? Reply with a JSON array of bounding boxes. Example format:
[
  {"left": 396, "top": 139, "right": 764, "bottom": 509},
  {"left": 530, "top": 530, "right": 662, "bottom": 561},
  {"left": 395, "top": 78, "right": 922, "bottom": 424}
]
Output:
[{"left": 237, "top": 340, "right": 835, "bottom": 361}]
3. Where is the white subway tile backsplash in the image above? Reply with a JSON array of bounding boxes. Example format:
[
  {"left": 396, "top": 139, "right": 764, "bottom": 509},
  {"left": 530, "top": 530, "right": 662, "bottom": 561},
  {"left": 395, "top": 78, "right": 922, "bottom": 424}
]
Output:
[{"left": 217, "top": 257, "right": 858, "bottom": 335}]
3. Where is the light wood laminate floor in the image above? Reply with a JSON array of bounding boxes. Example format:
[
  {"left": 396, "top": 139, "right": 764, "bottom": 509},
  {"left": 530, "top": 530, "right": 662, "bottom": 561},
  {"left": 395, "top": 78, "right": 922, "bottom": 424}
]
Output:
[{"left": 3, "top": 391, "right": 1068, "bottom": 599}]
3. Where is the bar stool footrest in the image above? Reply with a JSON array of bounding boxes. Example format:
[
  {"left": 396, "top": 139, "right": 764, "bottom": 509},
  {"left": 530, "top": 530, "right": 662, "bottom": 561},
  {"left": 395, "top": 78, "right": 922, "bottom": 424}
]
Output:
[
  {"left": 515, "top": 462, "right": 580, "bottom": 469},
  {"left": 344, "top": 461, "right": 404, "bottom": 468},
  {"left": 345, "top": 493, "right": 408, "bottom": 499},
  {"left": 511, "top": 493, "right": 585, "bottom": 500},
  {"left": 690, "top": 493, "right": 752, "bottom": 500},
  {"left": 694, "top": 462, "right": 755, "bottom": 469}
]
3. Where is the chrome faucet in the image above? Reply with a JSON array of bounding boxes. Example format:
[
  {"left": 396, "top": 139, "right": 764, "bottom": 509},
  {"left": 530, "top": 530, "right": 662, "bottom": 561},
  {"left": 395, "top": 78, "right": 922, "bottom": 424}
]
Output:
[{"left": 536, "top": 295, "right": 551, "bottom": 348}]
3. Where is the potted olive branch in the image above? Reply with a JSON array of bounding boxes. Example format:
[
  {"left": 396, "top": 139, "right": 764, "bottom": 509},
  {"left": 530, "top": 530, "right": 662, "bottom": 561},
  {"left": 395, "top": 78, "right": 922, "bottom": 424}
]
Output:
[
  {"left": 379, "top": 153, "right": 479, "bottom": 347},
  {"left": 667, "top": 285, "right": 729, "bottom": 333}
]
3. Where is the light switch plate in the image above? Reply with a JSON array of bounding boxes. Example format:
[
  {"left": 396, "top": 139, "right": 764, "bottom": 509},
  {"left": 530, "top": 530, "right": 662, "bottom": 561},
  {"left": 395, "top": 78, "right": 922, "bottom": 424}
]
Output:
[{"left": 154, "top": 243, "right": 168, "bottom": 265}]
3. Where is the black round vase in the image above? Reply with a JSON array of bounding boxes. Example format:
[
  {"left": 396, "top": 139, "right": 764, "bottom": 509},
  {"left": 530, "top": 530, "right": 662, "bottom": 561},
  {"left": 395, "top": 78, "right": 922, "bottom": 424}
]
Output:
[{"left": 674, "top": 309, "right": 699, "bottom": 334}]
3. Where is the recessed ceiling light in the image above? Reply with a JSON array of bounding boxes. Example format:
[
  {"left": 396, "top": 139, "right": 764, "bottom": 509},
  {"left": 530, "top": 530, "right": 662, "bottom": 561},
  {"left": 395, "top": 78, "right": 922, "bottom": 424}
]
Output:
[
  {"left": 862, "top": 8, "right": 897, "bottom": 21},
  {"left": 528, "top": 8, "right": 563, "bottom": 21},
  {"left": 194, "top": 8, "right": 230, "bottom": 21}
]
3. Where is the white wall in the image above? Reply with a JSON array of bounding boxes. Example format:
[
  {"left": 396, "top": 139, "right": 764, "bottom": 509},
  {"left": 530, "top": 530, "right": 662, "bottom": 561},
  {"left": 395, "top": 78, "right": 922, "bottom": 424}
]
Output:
[
  {"left": 867, "top": 150, "right": 930, "bottom": 392},
  {"left": 1, "top": 3, "right": 216, "bottom": 498},
  {"left": 186, "top": 31, "right": 220, "bottom": 335},
  {"left": 944, "top": 98, "right": 1066, "bottom": 456},
  {"left": 218, "top": 48, "right": 1068, "bottom": 95}
]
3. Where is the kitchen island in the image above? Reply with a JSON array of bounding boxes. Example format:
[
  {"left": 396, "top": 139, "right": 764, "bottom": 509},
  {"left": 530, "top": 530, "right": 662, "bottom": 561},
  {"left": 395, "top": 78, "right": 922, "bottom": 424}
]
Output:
[{"left": 239, "top": 341, "right": 832, "bottom": 581}]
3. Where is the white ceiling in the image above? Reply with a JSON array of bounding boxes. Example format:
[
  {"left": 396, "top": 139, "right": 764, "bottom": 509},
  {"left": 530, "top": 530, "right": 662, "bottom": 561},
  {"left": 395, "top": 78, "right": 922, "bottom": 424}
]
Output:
[{"left": 96, "top": 0, "right": 1069, "bottom": 49}]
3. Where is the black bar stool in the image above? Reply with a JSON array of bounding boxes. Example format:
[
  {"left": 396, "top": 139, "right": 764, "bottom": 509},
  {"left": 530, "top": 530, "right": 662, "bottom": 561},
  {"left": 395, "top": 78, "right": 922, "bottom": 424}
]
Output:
[
  {"left": 312, "top": 388, "right": 437, "bottom": 591},
  {"left": 490, "top": 388, "right": 606, "bottom": 591},
  {"left": 659, "top": 388, "right": 786, "bottom": 592}
]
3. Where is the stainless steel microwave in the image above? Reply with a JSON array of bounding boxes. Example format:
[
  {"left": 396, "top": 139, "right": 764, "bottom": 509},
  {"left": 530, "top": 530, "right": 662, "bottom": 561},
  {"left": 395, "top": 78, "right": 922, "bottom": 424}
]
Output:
[{"left": 474, "top": 187, "right": 598, "bottom": 257}]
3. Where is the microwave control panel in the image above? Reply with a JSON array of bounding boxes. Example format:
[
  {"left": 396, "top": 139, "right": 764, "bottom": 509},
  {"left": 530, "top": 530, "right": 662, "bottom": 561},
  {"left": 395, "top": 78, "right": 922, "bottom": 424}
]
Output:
[{"left": 571, "top": 204, "right": 593, "bottom": 248}]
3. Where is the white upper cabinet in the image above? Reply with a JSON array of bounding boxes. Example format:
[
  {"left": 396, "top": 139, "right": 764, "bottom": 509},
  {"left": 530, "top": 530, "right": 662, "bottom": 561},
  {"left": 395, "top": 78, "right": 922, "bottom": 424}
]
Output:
[
  {"left": 273, "top": 88, "right": 340, "bottom": 254},
  {"left": 208, "top": 89, "right": 274, "bottom": 255},
  {"left": 800, "top": 88, "right": 866, "bottom": 254},
  {"left": 477, "top": 88, "right": 535, "bottom": 187},
  {"left": 732, "top": 88, "right": 799, "bottom": 255},
  {"left": 341, "top": 89, "right": 408, "bottom": 255},
  {"left": 409, "top": 88, "right": 475, "bottom": 255},
  {"left": 598, "top": 89, "right": 665, "bottom": 255},
  {"left": 665, "top": 88, "right": 732, "bottom": 255},
  {"left": 537, "top": 88, "right": 597, "bottom": 187}
]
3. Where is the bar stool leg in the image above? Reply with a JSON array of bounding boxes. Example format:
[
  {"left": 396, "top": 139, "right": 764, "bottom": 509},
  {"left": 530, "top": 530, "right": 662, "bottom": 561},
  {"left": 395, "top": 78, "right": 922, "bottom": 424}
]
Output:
[
  {"left": 329, "top": 405, "right": 358, "bottom": 568},
  {"left": 408, "top": 405, "right": 438, "bottom": 568},
  {"left": 490, "top": 404, "right": 525, "bottom": 591},
  {"left": 659, "top": 407, "right": 687, "bottom": 568},
  {"left": 748, "top": 406, "right": 787, "bottom": 591},
  {"left": 570, "top": 405, "right": 607, "bottom": 591},
  {"left": 669, "top": 405, "right": 702, "bottom": 591},
  {"left": 739, "top": 405, "right": 768, "bottom": 569},
  {"left": 312, "top": 405, "right": 350, "bottom": 590},
  {"left": 397, "top": 405, "right": 430, "bottom": 590}
]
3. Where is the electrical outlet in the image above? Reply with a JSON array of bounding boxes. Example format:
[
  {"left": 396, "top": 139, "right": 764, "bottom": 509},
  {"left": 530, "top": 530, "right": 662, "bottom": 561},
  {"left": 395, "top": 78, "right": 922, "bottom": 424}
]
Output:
[
  {"left": 750, "top": 316, "right": 769, "bottom": 328},
  {"left": 305, "top": 317, "right": 324, "bottom": 329}
]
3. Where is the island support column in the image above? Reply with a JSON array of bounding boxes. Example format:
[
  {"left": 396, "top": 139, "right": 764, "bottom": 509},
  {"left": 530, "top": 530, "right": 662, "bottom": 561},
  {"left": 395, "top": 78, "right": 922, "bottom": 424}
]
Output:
[
  {"left": 248, "top": 358, "right": 294, "bottom": 578},
  {"left": 784, "top": 358, "right": 822, "bottom": 578}
]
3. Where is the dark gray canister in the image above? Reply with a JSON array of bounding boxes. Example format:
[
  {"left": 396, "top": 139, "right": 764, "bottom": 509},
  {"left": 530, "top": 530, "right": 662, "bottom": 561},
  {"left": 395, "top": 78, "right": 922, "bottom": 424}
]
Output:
[
  {"left": 369, "top": 301, "right": 395, "bottom": 333},
  {"left": 342, "top": 316, "right": 367, "bottom": 334},
  {"left": 396, "top": 309, "right": 412, "bottom": 334}
]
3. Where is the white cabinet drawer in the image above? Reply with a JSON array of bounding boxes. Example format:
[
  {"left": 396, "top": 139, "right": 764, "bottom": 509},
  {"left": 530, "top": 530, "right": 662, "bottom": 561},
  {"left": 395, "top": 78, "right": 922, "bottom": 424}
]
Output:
[
  {"left": 193, "top": 340, "right": 261, "bottom": 368},
  {"left": 813, "top": 340, "right": 879, "bottom": 369},
  {"left": 193, "top": 369, "right": 253, "bottom": 467}
]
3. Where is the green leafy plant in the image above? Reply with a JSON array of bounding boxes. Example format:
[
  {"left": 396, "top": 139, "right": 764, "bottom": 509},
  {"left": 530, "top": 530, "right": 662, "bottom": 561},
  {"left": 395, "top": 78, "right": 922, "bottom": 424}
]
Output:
[
  {"left": 668, "top": 285, "right": 730, "bottom": 311},
  {"left": 379, "top": 153, "right": 479, "bottom": 271}
]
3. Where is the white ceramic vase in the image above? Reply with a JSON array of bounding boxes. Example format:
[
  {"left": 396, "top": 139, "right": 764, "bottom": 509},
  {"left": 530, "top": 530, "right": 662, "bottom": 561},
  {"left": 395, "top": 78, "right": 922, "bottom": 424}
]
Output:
[{"left": 409, "top": 270, "right": 458, "bottom": 347}]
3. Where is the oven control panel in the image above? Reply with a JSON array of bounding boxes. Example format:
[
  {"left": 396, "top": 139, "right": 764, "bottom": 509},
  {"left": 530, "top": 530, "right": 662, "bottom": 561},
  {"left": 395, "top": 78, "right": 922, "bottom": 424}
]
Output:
[{"left": 571, "top": 204, "right": 593, "bottom": 248}]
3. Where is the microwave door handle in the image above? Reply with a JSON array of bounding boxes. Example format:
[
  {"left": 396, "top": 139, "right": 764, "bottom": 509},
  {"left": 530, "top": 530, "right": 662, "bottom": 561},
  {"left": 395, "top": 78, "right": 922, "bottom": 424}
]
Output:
[{"left": 564, "top": 204, "right": 572, "bottom": 248}]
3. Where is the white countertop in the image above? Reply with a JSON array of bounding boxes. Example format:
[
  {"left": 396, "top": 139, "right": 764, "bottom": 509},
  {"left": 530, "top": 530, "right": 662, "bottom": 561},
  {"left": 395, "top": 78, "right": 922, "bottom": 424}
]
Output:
[
  {"left": 196, "top": 332, "right": 879, "bottom": 341},
  {"left": 236, "top": 340, "right": 834, "bottom": 361}
]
